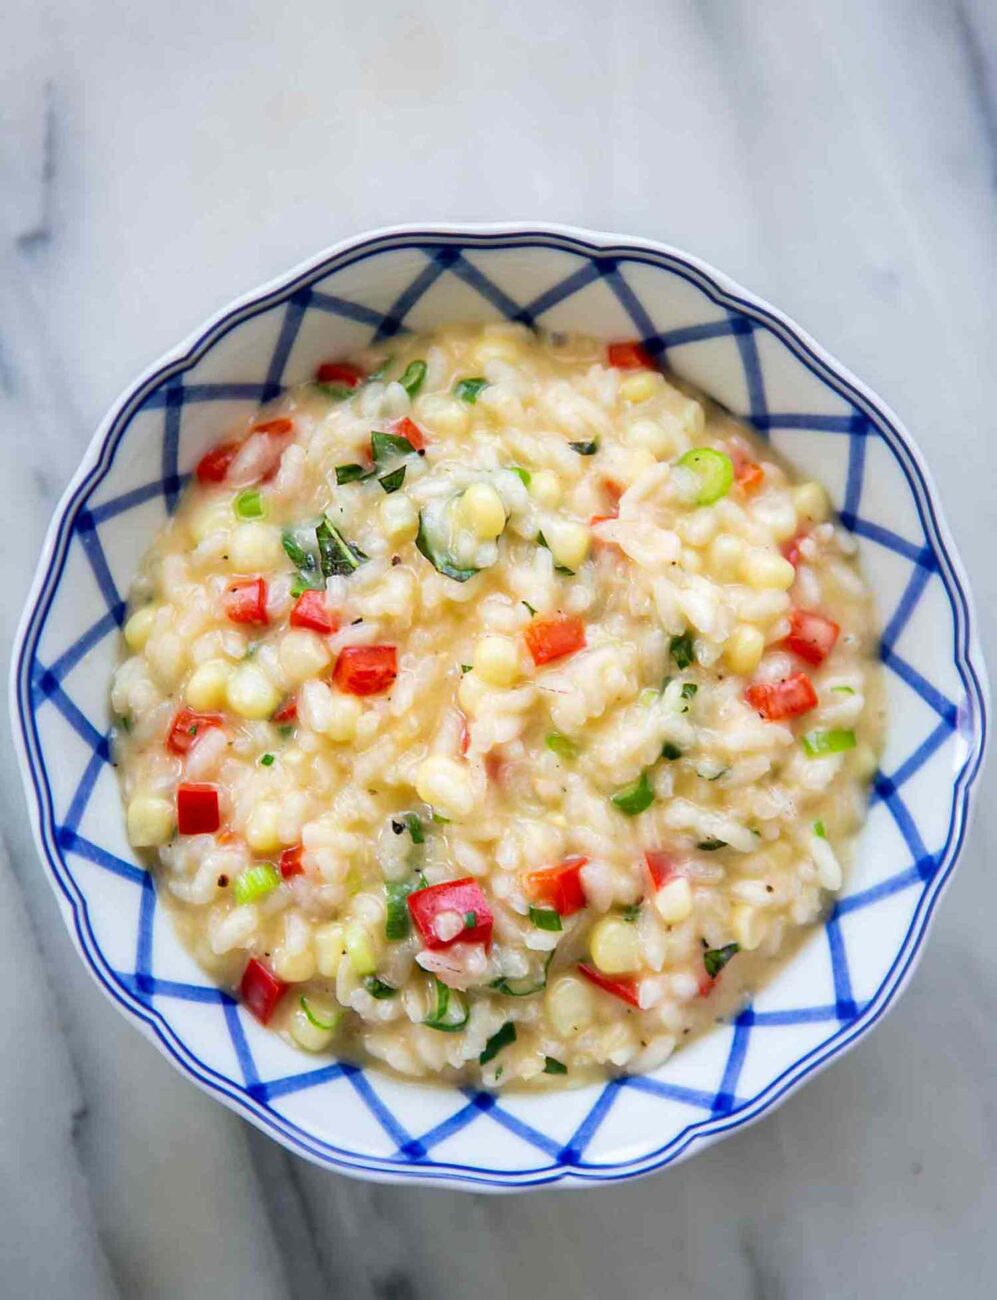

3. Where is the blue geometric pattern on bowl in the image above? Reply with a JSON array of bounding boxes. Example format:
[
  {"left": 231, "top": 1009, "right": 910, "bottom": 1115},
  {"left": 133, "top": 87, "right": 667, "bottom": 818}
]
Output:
[{"left": 11, "top": 226, "right": 987, "bottom": 1189}]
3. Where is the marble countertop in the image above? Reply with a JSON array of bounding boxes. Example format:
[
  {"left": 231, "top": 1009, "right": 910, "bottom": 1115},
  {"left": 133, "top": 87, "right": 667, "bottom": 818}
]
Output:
[{"left": 2, "top": 1, "right": 995, "bottom": 1295}]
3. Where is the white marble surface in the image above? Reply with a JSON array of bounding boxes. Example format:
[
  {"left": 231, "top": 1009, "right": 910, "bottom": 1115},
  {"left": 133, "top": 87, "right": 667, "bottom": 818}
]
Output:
[{"left": 1, "top": 0, "right": 995, "bottom": 1295}]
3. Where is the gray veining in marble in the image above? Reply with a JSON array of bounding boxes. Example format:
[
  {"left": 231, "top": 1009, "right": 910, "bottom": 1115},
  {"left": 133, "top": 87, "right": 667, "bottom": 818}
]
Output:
[{"left": 1, "top": 1, "right": 995, "bottom": 1296}]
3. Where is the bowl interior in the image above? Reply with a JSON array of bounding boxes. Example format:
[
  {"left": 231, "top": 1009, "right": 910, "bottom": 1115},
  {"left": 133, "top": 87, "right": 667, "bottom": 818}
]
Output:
[{"left": 13, "top": 228, "right": 986, "bottom": 1188}]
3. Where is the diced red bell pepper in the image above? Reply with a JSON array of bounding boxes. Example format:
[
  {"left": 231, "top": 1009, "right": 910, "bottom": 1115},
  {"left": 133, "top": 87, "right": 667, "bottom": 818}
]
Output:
[
  {"left": 271, "top": 696, "right": 298, "bottom": 724},
  {"left": 607, "top": 341, "right": 655, "bottom": 371},
  {"left": 240, "top": 957, "right": 288, "bottom": 1025},
  {"left": 253, "top": 417, "right": 293, "bottom": 436},
  {"left": 522, "top": 855, "right": 588, "bottom": 916},
  {"left": 644, "top": 849, "right": 679, "bottom": 891},
  {"left": 289, "top": 589, "right": 339, "bottom": 634},
  {"left": 279, "top": 843, "right": 305, "bottom": 879},
  {"left": 196, "top": 439, "right": 241, "bottom": 484},
  {"left": 392, "top": 416, "right": 426, "bottom": 452},
  {"left": 176, "top": 783, "right": 220, "bottom": 835},
  {"left": 745, "top": 672, "right": 818, "bottom": 721},
  {"left": 166, "top": 707, "right": 224, "bottom": 756},
  {"left": 524, "top": 615, "right": 586, "bottom": 667},
  {"left": 332, "top": 645, "right": 397, "bottom": 695},
  {"left": 224, "top": 576, "right": 269, "bottom": 626},
  {"left": 578, "top": 963, "right": 642, "bottom": 1008},
  {"left": 735, "top": 460, "right": 765, "bottom": 494},
  {"left": 315, "top": 361, "right": 365, "bottom": 388},
  {"left": 407, "top": 877, "right": 493, "bottom": 950},
  {"left": 782, "top": 532, "right": 808, "bottom": 568},
  {"left": 783, "top": 607, "right": 840, "bottom": 666}
]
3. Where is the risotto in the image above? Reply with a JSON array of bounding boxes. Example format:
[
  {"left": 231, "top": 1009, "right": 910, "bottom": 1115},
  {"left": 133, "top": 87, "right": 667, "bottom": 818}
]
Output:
[{"left": 112, "top": 324, "right": 882, "bottom": 1087}]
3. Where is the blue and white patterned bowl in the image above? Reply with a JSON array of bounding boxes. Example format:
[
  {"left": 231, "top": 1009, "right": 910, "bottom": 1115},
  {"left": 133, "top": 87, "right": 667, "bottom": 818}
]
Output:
[{"left": 10, "top": 223, "right": 987, "bottom": 1190}]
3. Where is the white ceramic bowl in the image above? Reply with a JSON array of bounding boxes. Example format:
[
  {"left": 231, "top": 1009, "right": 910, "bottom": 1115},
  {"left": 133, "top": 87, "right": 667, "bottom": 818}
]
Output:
[{"left": 10, "top": 223, "right": 987, "bottom": 1190}]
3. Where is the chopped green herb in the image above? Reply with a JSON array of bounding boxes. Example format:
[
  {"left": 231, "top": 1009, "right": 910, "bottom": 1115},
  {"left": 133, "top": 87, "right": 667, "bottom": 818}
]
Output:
[
  {"left": 416, "top": 510, "right": 480, "bottom": 582},
  {"left": 371, "top": 430, "right": 419, "bottom": 464},
  {"left": 116, "top": 714, "right": 133, "bottom": 734},
  {"left": 378, "top": 466, "right": 406, "bottom": 494},
  {"left": 489, "top": 953, "right": 555, "bottom": 998},
  {"left": 233, "top": 864, "right": 280, "bottom": 905},
  {"left": 545, "top": 731, "right": 578, "bottom": 761},
  {"left": 611, "top": 771, "right": 654, "bottom": 817},
  {"left": 522, "top": 601, "right": 537, "bottom": 616},
  {"left": 259, "top": 753, "right": 275, "bottom": 767},
  {"left": 398, "top": 359, "right": 427, "bottom": 397},
  {"left": 404, "top": 812, "right": 425, "bottom": 844},
  {"left": 299, "top": 996, "right": 339, "bottom": 1032},
  {"left": 363, "top": 976, "right": 398, "bottom": 999},
  {"left": 813, "top": 819, "right": 827, "bottom": 838},
  {"left": 703, "top": 942, "right": 740, "bottom": 978},
  {"left": 479, "top": 1021, "right": 517, "bottom": 1064},
  {"left": 620, "top": 903, "right": 642, "bottom": 923},
  {"left": 801, "top": 728, "right": 856, "bottom": 757},
  {"left": 290, "top": 569, "right": 325, "bottom": 597},
  {"left": 697, "top": 838, "right": 727, "bottom": 851},
  {"left": 543, "top": 1056, "right": 568, "bottom": 1075},
  {"left": 677, "top": 447, "right": 734, "bottom": 506},
  {"left": 537, "top": 531, "right": 574, "bottom": 575},
  {"left": 277, "top": 724, "right": 294, "bottom": 739},
  {"left": 460, "top": 663, "right": 473, "bottom": 674},
  {"left": 385, "top": 881, "right": 414, "bottom": 941},
  {"left": 316, "top": 516, "right": 366, "bottom": 577},
  {"left": 681, "top": 682, "right": 698, "bottom": 701},
  {"left": 424, "top": 976, "right": 469, "bottom": 1032},
  {"left": 831, "top": 685, "right": 856, "bottom": 695},
  {"left": 670, "top": 631, "right": 695, "bottom": 670},
  {"left": 661, "top": 741, "right": 682, "bottom": 761},
  {"left": 431, "top": 812, "right": 450, "bottom": 825},
  {"left": 529, "top": 905, "right": 562, "bottom": 932},
  {"left": 568, "top": 439, "right": 599, "bottom": 456},
  {"left": 282, "top": 531, "right": 316, "bottom": 571},
  {"left": 700, "top": 765, "right": 729, "bottom": 783},
  {"left": 187, "top": 724, "right": 199, "bottom": 737},
  {"left": 314, "top": 381, "right": 355, "bottom": 401},
  {"left": 511, "top": 466, "right": 532, "bottom": 486},
  {"left": 335, "top": 463, "right": 373, "bottom": 485},
  {"left": 453, "top": 377, "right": 488, "bottom": 403},
  {"left": 235, "top": 488, "right": 265, "bottom": 520}
]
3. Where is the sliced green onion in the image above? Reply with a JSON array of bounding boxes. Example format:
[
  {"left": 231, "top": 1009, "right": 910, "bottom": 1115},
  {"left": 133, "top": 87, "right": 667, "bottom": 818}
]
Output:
[
  {"left": 661, "top": 741, "right": 682, "bottom": 761},
  {"left": 398, "top": 359, "right": 427, "bottom": 397},
  {"left": 529, "top": 905, "right": 562, "bottom": 932},
  {"left": 677, "top": 447, "right": 734, "bottom": 506},
  {"left": 611, "top": 770, "right": 654, "bottom": 817},
  {"left": 670, "top": 631, "right": 695, "bottom": 670},
  {"left": 511, "top": 466, "right": 532, "bottom": 486},
  {"left": 363, "top": 975, "right": 398, "bottom": 999},
  {"left": 813, "top": 819, "right": 827, "bottom": 838},
  {"left": 703, "top": 942, "right": 740, "bottom": 978},
  {"left": 453, "top": 377, "right": 488, "bottom": 403},
  {"left": 385, "top": 882, "right": 414, "bottom": 941},
  {"left": 300, "top": 995, "right": 339, "bottom": 1031},
  {"left": 235, "top": 489, "right": 265, "bottom": 520},
  {"left": 316, "top": 517, "right": 366, "bottom": 577},
  {"left": 314, "top": 382, "right": 355, "bottom": 401},
  {"left": 479, "top": 1020, "right": 516, "bottom": 1064},
  {"left": 545, "top": 731, "right": 578, "bottom": 760},
  {"left": 335, "top": 463, "right": 373, "bottom": 485},
  {"left": 404, "top": 812, "right": 425, "bottom": 844},
  {"left": 697, "top": 838, "right": 727, "bottom": 851},
  {"left": 424, "top": 977, "right": 469, "bottom": 1033},
  {"left": 431, "top": 811, "right": 450, "bottom": 825},
  {"left": 801, "top": 728, "right": 856, "bottom": 757},
  {"left": 831, "top": 685, "right": 856, "bottom": 695},
  {"left": 543, "top": 1056, "right": 568, "bottom": 1075},
  {"left": 568, "top": 440, "right": 599, "bottom": 456},
  {"left": 378, "top": 466, "right": 406, "bottom": 494},
  {"left": 233, "top": 863, "right": 280, "bottom": 905},
  {"left": 259, "top": 753, "right": 275, "bottom": 767},
  {"left": 371, "top": 430, "right": 418, "bottom": 464}
]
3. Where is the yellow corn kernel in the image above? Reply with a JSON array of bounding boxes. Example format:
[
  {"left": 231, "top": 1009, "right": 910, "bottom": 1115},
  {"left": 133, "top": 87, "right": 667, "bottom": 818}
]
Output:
[
  {"left": 743, "top": 549, "right": 796, "bottom": 591},
  {"left": 708, "top": 533, "right": 746, "bottom": 581},
  {"left": 545, "top": 520, "right": 591, "bottom": 572},
  {"left": 457, "top": 482, "right": 506, "bottom": 541},
  {"left": 473, "top": 635, "right": 519, "bottom": 687},
  {"left": 589, "top": 916, "right": 642, "bottom": 975},
  {"left": 185, "top": 658, "right": 233, "bottom": 710},
  {"left": 189, "top": 499, "right": 233, "bottom": 545},
  {"left": 418, "top": 394, "right": 470, "bottom": 439},
  {"left": 474, "top": 334, "right": 523, "bottom": 365},
  {"left": 278, "top": 630, "right": 331, "bottom": 685},
  {"left": 415, "top": 755, "right": 475, "bottom": 819},
  {"left": 792, "top": 480, "right": 831, "bottom": 525},
  {"left": 731, "top": 904, "right": 768, "bottom": 952},
  {"left": 228, "top": 522, "right": 283, "bottom": 572},
  {"left": 725, "top": 624, "right": 765, "bottom": 676},
  {"left": 226, "top": 662, "right": 281, "bottom": 720},
  {"left": 545, "top": 975, "right": 596, "bottom": 1037},
  {"left": 528, "top": 469, "right": 562, "bottom": 509},
  {"left": 123, "top": 605, "right": 157, "bottom": 652},
  {"left": 126, "top": 794, "right": 174, "bottom": 848},
  {"left": 289, "top": 998, "right": 340, "bottom": 1051},
  {"left": 379, "top": 492, "right": 419, "bottom": 545},
  {"left": 654, "top": 876, "right": 693, "bottom": 925},
  {"left": 245, "top": 801, "right": 283, "bottom": 854},
  {"left": 315, "top": 923, "right": 347, "bottom": 977},
  {"left": 273, "top": 944, "right": 317, "bottom": 984},
  {"left": 345, "top": 922, "right": 378, "bottom": 977},
  {"left": 619, "top": 370, "right": 660, "bottom": 404},
  {"left": 146, "top": 632, "right": 188, "bottom": 690},
  {"left": 627, "top": 417, "right": 678, "bottom": 460}
]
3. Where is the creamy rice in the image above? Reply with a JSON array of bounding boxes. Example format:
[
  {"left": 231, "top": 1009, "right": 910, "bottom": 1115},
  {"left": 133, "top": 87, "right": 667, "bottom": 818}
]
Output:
[{"left": 112, "top": 324, "right": 882, "bottom": 1087}]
